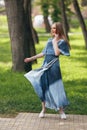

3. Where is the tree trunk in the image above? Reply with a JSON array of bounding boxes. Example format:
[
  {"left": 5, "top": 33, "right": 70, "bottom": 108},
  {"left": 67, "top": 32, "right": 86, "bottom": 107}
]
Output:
[
  {"left": 33, "top": 28, "right": 39, "bottom": 44},
  {"left": 41, "top": 2, "right": 51, "bottom": 33},
  {"left": 43, "top": 16, "right": 51, "bottom": 33},
  {"left": 60, "top": 0, "right": 69, "bottom": 40},
  {"left": 4, "top": 0, "right": 32, "bottom": 72},
  {"left": 24, "top": 0, "right": 39, "bottom": 45},
  {"left": 24, "top": 0, "right": 37, "bottom": 58},
  {"left": 73, "top": 0, "right": 87, "bottom": 49}
]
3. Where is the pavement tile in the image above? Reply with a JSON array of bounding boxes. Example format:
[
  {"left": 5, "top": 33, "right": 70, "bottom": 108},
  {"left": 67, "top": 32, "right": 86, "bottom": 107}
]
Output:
[{"left": 0, "top": 113, "right": 87, "bottom": 130}]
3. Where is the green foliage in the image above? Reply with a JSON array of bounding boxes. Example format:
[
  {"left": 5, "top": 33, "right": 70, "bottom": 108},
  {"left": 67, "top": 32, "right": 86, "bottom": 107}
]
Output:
[
  {"left": 0, "top": 16, "right": 87, "bottom": 116},
  {"left": 35, "top": 0, "right": 61, "bottom": 22},
  {"left": 41, "top": 2, "right": 49, "bottom": 16},
  {"left": 51, "top": 4, "right": 61, "bottom": 22},
  {"left": 36, "top": 0, "right": 50, "bottom": 16},
  {"left": 50, "top": 0, "right": 61, "bottom": 22}
]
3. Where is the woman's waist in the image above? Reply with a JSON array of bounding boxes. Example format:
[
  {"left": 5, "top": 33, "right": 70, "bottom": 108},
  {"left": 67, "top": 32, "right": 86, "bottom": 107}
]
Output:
[
  {"left": 45, "top": 55, "right": 58, "bottom": 60},
  {"left": 43, "top": 55, "right": 59, "bottom": 64}
]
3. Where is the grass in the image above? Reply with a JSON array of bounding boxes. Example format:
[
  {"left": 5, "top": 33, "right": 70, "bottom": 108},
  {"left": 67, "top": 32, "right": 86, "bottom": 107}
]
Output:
[{"left": 0, "top": 15, "right": 87, "bottom": 117}]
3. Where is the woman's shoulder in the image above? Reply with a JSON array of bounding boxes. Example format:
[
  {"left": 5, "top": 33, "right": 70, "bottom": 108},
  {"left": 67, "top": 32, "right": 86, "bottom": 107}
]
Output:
[
  {"left": 58, "top": 39, "right": 70, "bottom": 56},
  {"left": 58, "top": 39, "right": 66, "bottom": 45}
]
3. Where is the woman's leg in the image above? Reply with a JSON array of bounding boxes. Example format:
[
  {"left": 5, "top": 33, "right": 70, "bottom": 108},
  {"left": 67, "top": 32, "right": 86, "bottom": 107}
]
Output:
[
  {"left": 59, "top": 107, "right": 64, "bottom": 113},
  {"left": 39, "top": 102, "right": 46, "bottom": 118},
  {"left": 42, "top": 102, "right": 46, "bottom": 112}
]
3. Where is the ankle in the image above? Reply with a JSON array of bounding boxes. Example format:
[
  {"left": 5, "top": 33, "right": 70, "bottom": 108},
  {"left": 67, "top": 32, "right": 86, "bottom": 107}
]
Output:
[
  {"left": 59, "top": 108, "right": 64, "bottom": 114},
  {"left": 42, "top": 108, "right": 46, "bottom": 113},
  {"left": 41, "top": 102, "right": 46, "bottom": 112}
]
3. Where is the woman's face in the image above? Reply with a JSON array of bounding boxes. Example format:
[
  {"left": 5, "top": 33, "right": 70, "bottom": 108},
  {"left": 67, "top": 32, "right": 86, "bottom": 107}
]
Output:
[{"left": 51, "top": 24, "right": 57, "bottom": 37}]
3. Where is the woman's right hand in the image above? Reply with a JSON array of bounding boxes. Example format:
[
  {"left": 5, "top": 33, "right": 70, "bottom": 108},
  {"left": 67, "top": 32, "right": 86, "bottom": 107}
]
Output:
[{"left": 24, "top": 58, "right": 32, "bottom": 63}]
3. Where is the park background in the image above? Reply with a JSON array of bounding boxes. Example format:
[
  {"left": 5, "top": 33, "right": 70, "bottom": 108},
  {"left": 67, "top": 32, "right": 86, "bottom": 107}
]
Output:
[{"left": 0, "top": 0, "right": 87, "bottom": 117}]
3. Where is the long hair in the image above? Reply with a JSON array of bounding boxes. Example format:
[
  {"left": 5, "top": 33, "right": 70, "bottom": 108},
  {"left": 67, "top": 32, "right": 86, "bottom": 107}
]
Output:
[{"left": 54, "top": 22, "right": 71, "bottom": 49}]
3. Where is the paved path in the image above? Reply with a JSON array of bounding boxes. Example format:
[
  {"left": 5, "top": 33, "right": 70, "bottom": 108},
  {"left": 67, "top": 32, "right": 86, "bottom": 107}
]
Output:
[{"left": 0, "top": 113, "right": 87, "bottom": 130}]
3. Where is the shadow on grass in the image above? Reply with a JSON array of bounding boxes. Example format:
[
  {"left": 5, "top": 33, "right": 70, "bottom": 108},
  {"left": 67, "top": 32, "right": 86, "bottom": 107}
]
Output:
[
  {"left": 64, "top": 79, "right": 87, "bottom": 115},
  {"left": 0, "top": 36, "right": 11, "bottom": 62},
  {"left": 65, "top": 78, "right": 87, "bottom": 87},
  {"left": 71, "top": 44, "right": 85, "bottom": 50},
  {"left": 70, "top": 44, "right": 87, "bottom": 66},
  {"left": 71, "top": 55, "right": 87, "bottom": 64}
]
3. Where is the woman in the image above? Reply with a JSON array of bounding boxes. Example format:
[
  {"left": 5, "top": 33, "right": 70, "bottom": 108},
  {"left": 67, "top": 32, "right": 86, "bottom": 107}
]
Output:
[{"left": 24, "top": 22, "right": 70, "bottom": 119}]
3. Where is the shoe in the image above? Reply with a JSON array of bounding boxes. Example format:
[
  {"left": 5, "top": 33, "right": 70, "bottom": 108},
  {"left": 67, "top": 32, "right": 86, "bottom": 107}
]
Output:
[
  {"left": 39, "top": 110, "right": 45, "bottom": 118},
  {"left": 60, "top": 112, "right": 66, "bottom": 119}
]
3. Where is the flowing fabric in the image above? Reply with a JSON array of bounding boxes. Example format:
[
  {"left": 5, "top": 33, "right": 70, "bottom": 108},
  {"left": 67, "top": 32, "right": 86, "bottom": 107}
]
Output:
[{"left": 24, "top": 38, "right": 70, "bottom": 111}]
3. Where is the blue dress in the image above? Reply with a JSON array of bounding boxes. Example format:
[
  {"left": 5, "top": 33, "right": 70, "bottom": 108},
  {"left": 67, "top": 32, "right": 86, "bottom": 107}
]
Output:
[{"left": 24, "top": 38, "right": 70, "bottom": 111}]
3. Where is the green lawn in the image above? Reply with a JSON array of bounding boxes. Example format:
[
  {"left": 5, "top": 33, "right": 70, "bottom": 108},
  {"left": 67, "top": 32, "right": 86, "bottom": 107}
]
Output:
[{"left": 0, "top": 16, "right": 87, "bottom": 117}]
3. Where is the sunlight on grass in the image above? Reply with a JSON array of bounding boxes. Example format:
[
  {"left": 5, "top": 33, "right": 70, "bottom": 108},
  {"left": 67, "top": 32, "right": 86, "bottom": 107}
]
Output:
[
  {"left": 0, "top": 15, "right": 8, "bottom": 26},
  {"left": 0, "top": 62, "right": 12, "bottom": 70},
  {"left": 0, "top": 15, "right": 8, "bottom": 35},
  {"left": 70, "top": 26, "right": 82, "bottom": 33}
]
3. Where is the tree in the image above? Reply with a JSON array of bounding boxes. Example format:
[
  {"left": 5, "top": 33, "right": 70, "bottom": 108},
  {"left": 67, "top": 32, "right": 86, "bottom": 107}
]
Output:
[
  {"left": 73, "top": 0, "right": 87, "bottom": 49},
  {"left": 25, "top": 0, "right": 39, "bottom": 44},
  {"left": 4, "top": 0, "right": 36, "bottom": 72},
  {"left": 50, "top": 0, "right": 61, "bottom": 22},
  {"left": 24, "top": 0, "right": 37, "bottom": 60},
  {"left": 41, "top": 0, "right": 51, "bottom": 32},
  {"left": 60, "top": 0, "right": 69, "bottom": 40}
]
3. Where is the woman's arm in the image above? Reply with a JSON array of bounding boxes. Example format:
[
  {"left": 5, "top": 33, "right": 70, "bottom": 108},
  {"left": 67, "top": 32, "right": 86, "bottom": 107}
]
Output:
[{"left": 24, "top": 53, "right": 44, "bottom": 63}]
